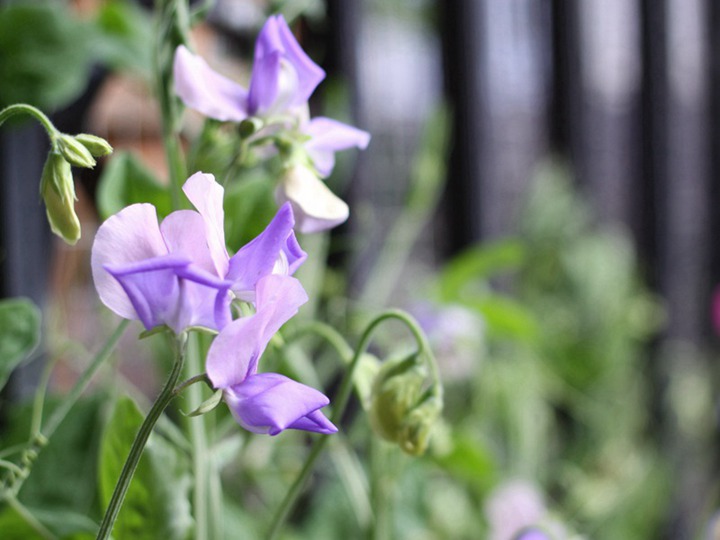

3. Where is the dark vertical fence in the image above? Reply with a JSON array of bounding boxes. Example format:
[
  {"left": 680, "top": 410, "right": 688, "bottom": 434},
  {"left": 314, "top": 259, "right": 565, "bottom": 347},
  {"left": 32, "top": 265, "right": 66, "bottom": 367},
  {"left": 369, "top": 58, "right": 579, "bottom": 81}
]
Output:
[{"left": 442, "top": 0, "right": 719, "bottom": 536}]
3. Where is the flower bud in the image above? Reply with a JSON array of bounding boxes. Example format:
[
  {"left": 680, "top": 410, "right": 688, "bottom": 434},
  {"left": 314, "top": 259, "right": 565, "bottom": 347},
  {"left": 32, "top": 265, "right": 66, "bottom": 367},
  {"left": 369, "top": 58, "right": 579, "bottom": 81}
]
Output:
[
  {"left": 368, "top": 354, "right": 427, "bottom": 446},
  {"left": 57, "top": 134, "right": 96, "bottom": 169},
  {"left": 40, "top": 153, "right": 81, "bottom": 245},
  {"left": 74, "top": 133, "right": 113, "bottom": 157},
  {"left": 398, "top": 394, "right": 442, "bottom": 456}
]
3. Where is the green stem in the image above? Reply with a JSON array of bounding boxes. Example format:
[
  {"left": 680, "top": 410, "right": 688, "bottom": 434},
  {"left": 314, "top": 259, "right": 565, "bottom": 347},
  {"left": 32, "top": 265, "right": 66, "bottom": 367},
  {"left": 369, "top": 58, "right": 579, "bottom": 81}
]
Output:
[
  {"left": 286, "top": 321, "right": 354, "bottom": 365},
  {"left": 0, "top": 104, "right": 57, "bottom": 138},
  {"left": 266, "top": 309, "right": 433, "bottom": 540},
  {"left": 184, "top": 335, "right": 223, "bottom": 540},
  {"left": 154, "top": 0, "right": 188, "bottom": 209},
  {"left": 95, "top": 333, "right": 187, "bottom": 540}
]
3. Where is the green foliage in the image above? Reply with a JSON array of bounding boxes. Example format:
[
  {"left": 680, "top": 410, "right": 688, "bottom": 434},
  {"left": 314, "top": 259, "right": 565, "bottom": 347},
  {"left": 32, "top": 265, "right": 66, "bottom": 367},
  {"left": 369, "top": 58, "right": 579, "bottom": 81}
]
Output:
[
  {"left": 98, "top": 396, "right": 192, "bottom": 540},
  {"left": 97, "top": 151, "right": 173, "bottom": 220},
  {"left": 0, "top": 395, "right": 106, "bottom": 538},
  {"left": 0, "top": 1, "right": 153, "bottom": 111},
  {"left": 0, "top": 298, "right": 41, "bottom": 392},
  {"left": 429, "top": 165, "right": 669, "bottom": 538},
  {"left": 0, "top": 2, "right": 92, "bottom": 110}
]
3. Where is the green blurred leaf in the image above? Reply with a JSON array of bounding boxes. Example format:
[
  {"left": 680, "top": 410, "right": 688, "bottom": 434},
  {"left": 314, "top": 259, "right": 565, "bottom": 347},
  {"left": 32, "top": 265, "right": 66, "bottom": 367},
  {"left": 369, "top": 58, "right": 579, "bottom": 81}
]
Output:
[
  {"left": 0, "top": 297, "right": 41, "bottom": 392},
  {"left": 97, "top": 152, "right": 173, "bottom": 220},
  {"left": 91, "top": 0, "right": 153, "bottom": 76},
  {"left": 466, "top": 295, "right": 538, "bottom": 343},
  {"left": 0, "top": 3, "right": 93, "bottom": 110},
  {"left": 223, "top": 174, "right": 276, "bottom": 248},
  {"left": 0, "top": 504, "right": 40, "bottom": 540},
  {"left": 98, "top": 396, "right": 192, "bottom": 540},
  {"left": 434, "top": 434, "right": 497, "bottom": 495},
  {"left": 437, "top": 240, "right": 525, "bottom": 302}
]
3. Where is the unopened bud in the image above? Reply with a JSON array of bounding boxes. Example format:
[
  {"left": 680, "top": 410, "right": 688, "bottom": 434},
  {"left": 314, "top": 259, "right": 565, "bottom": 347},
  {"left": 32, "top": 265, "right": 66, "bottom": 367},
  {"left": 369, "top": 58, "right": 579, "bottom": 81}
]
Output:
[
  {"left": 368, "top": 354, "right": 427, "bottom": 445},
  {"left": 57, "top": 134, "right": 96, "bottom": 168},
  {"left": 398, "top": 394, "right": 442, "bottom": 456},
  {"left": 74, "top": 133, "right": 113, "bottom": 157},
  {"left": 40, "top": 153, "right": 81, "bottom": 244}
]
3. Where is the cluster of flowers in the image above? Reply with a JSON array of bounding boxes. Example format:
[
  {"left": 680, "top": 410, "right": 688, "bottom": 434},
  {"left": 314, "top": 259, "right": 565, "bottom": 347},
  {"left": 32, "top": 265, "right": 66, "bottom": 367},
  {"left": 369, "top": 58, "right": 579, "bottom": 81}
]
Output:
[
  {"left": 174, "top": 14, "right": 370, "bottom": 233},
  {"left": 92, "top": 15, "right": 370, "bottom": 436}
]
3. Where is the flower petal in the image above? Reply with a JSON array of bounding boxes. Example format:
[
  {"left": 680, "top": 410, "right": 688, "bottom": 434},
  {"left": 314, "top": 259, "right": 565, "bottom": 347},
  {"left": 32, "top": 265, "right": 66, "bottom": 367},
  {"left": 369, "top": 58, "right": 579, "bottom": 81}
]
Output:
[
  {"left": 226, "top": 203, "right": 306, "bottom": 297},
  {"left": 182, "top": 172, "right": 229, "bottom": 277},
  {"left": 173, "top": 45, "right": 249, "bottom": 122},
  {"left": 206, "top": 275, "right": 308, "bottom": 388},
  {"left": 91, "top": 203, "right": 168, "bottom": 320},
  {"left": 275, "top": 166, "right": 349, "bottom": 233},
  {"left": 247, "top": 50, "right": 284, "bottom": 116},
  {"left": 160, "top": 210, "right": 217, "bottom": 275},
  {"left": 224, "top": 372, "right": 336, "bottom": 435},
  {"left": 270, "top": 15, "right": 325, "bottom": 106},
  {"left": 103, "top": 254, "right": 189, "bottom": 331},
  {"left": 304, "top": 117, "right": 371, "bottom": 177}
]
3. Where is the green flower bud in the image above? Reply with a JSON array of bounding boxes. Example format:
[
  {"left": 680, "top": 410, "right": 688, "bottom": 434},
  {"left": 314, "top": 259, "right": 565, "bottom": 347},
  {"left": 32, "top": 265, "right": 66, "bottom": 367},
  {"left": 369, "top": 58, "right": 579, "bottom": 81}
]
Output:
[
  {"left": 398, "top": 394, "right": 442, "bottom": 456},
  {"left": 74, "top": 133, "right": 113, "bottom": 157},
  {"left": 57, "top": 134, "right": 96, "bottom": 169},
  {"left": 40, "top": 153, "right": 81, "bottom": 245},
  {"left": 368, "top": 354, "right": 427, "bottom": 445}
]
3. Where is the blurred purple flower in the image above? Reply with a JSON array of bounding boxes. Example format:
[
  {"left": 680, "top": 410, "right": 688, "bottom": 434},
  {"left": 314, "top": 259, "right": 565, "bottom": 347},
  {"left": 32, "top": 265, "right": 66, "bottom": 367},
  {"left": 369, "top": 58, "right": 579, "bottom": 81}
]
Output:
[
  {"left": 302, "top": 117, "right": 371, "bottom": 177},
  {"left": 173, "top": 16, "right": 370, "bottom": 180},
  {"left": 174, "top": 15, "right": 324, "bottom": 122},
  {"left": 92, "top": 172, "right": 305, "bottom": 333},
  {"left": 206, "top": 274, "right": 336, "bottom": 435}
]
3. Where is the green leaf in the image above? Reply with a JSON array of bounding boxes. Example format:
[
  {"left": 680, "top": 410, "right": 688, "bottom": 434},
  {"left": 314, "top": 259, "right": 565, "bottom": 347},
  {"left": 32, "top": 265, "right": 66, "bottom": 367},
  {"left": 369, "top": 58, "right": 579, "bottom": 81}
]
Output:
[
  {"left": 0, "top": 297, "right": 41, "bottom": 392},
  {"left": 437, "top": 240, "right": 525, "bottom": 302},
  {"left": 91, "top": 0, "right": 154, "bottom": 76},
  {"left": 96, "top": 152, "right": 173, "bottom": 220},
  {"left": 468, "top": 295, "right": 539, "bottom": 343},
  {"left": 184, "top": 389, "right": 223, "bottom": 417},
  {"left": 0, "top": 3, "right": 93, "bottom": 110},
  {"left": 98, "top": 396, "right": 192, "bottom": 540}
]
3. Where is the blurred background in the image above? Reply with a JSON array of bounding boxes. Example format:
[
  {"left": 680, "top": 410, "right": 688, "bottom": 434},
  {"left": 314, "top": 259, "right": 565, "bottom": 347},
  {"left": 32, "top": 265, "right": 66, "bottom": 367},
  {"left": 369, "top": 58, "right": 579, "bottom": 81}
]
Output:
[{"left": 2, "top": 0, "right": 720, "bottom": 538}]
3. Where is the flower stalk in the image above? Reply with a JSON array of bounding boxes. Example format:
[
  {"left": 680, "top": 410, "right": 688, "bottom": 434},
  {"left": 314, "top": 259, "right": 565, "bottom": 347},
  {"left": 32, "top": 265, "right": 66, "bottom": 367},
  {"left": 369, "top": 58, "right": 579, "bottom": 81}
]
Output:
[{"left": 95, "top": 333, "right": 187, "bottom": 540}]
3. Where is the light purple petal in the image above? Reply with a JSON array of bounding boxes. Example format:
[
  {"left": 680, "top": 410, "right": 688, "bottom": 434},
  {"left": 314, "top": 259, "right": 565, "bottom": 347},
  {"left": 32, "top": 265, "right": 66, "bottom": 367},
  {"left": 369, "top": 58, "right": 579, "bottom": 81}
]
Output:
[
  {"left": 182, "top": 172, "right": 229, "bottom": 277},
  {"left": 173, "top": 45, "right": 249, "bottom": 122},
  {"left": 206, "top": 275, "right": 308, "bottom": 388},
  {"left": 286, "top": 409, "right": 337, "bottom": 434},
  {"left": 272, "top": 15, "right": 325, "bottom": 106},
  {"left": 283, "top": 231, "right": 306, "bottom": 275},
  {"left": 304, "top": 117, "right": 371, "bottom": 177},
  {"left": 174, "top": 265, "right": 234, "bottom": 331},
  {"left": 226, "top": 203, "right": 304, "bottom": 296},
  {"left": 160, "top": 210, "right": 217, "bottom": 275},
  {"left": 104, "top": 254, "right": 189, "bottom": 331},
  {"left": 223, "top": 372, "right": 336, "bottom": 435},
  {"left": 91, "top": 203, "right": 168, "bottom": 321},
  {"left": 247, "top": 50, "right": 284, "bottom": 116}
]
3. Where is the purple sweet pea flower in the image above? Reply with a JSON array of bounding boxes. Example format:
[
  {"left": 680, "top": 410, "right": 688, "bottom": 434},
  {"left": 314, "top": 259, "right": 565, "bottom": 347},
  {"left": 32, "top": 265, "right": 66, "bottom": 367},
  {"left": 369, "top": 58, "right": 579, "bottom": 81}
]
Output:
[
  {"left": 206, "top": 274, "right": 336, "bottom": 435},
  {"left": 91, "top": 172, "right": 306, "bottom": 333},
  {"left": 174, "top": 15, "right": 325, "bottom": 122}
]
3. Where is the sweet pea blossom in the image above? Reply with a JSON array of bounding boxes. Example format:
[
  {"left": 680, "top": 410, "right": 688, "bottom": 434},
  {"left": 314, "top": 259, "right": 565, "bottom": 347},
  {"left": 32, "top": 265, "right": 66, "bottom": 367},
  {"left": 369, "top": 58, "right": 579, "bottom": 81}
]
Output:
[
  {"left": 91, "top": 172, "right": 305, "bottom": 333},
  {"left": 173, "top": 15, "right": 371, "bottom": 233},
  {"left": 174, "top": 14, "right": 324, "bottom": 122},
  {"left": 206, "top": 274, "right": 336, "bottom": 435}
]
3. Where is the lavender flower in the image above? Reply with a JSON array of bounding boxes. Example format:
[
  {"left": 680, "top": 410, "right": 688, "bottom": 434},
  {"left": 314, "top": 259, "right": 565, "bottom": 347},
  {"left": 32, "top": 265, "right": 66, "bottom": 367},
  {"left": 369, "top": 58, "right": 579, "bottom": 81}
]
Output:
[
  {"left": 91, "top": 172, "right": 305, "bottom": 333},
  {"left": 173, "top": 15, "right": 370, "bottom": 232},
  {"left": 174, "top": 14, "right": 324, "bottom": 122},
  {"left": 206, "top": 274, "right": 336, "bottom": 435}
]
